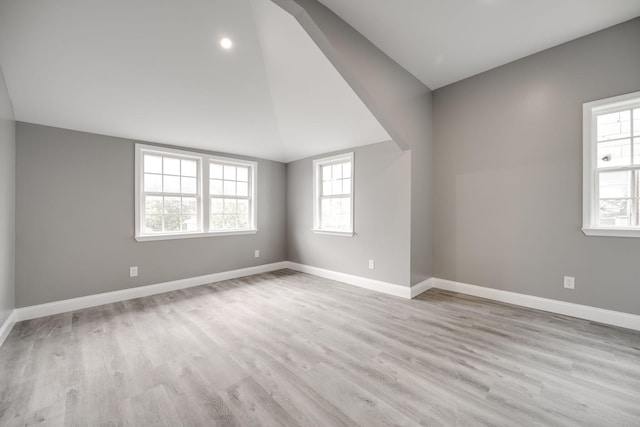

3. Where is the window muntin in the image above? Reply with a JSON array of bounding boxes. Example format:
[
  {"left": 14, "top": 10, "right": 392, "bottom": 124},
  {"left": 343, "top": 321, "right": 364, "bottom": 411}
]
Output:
[
  {"left": 583, "top": 91, "right": 640, "bottom": 237},
  {"left": 135, "top": 144, "right": 257, "bottom": 241},
  {"left": 313, "top": 153, "right": 354, "bottom": 235}
]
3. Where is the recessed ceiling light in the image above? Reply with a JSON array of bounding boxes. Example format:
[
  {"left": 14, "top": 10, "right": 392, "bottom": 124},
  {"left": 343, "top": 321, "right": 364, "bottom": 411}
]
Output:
[{"left": 220, "top": 38, "right": 233, "bottom": 50}]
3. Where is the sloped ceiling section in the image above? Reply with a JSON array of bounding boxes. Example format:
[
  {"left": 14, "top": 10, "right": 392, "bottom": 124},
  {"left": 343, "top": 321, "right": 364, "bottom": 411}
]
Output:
[
  {"left": 250, "top": 0, "right": 390, "bottom": 161},
  {"left": 319, "top": 0, "right": 640, "bottom": 89},
  {"left": 0, "top": 0, "right": 389, "bottom": 162}
]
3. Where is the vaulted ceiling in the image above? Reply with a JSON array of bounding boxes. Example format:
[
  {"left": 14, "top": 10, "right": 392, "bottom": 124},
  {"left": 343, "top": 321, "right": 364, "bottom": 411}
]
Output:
[{"left": 0, "top": 0, "right": 638, "bottom": 162}]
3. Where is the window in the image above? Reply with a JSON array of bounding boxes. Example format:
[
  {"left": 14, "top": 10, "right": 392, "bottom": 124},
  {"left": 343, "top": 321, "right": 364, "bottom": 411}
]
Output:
[
  {"left": 583, "top": 91, "right": 640, "bottom": 237},
  {"left": 313, "top": 153, "right": 354, "bottom": 236},
  {"left": 135, "top": 144, "right": 257, "bottom": 241}
]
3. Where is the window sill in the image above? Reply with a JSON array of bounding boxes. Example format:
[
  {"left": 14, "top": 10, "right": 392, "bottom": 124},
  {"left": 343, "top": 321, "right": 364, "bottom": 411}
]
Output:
[
  {"left": 312, "top": 229, "right": 354, "bottom": 237},
  {"left": 582, "top": 227, "right": 640, "bottom": 238},
  {"left": 135, "top": 229, "right": 258, "bottom": 242}
]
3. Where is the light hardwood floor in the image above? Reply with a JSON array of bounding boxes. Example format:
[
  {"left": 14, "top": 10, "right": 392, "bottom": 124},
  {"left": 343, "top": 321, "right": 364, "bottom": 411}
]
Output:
[{"left": 1, "top": 269, "right": 640, "bottom": 426}]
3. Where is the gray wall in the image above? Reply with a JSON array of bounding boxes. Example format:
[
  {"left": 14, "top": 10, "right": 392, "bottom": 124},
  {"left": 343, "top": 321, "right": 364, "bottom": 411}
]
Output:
[
  {"left": 433, "top": 18, "right": 640, "bottom": 315},
  {"left": 16, "top": 123, "right": 287, "bottom": 307},
  {"left": 273, "top": 0, "right": 433, "bottom": 284},
  {"left": 287, "top": 141, "right": 411, "bottom": 286},
  {"left": 0, "top": 66, "right": 15, "bottom": 325}
]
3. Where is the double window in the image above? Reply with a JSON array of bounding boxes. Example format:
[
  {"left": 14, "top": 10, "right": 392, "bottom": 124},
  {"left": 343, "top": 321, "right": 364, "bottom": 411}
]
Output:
[
  {"left": 135, "top": 144, "right": 257, "bottom": 241},
  {"left": 313, "top": 153, "right": 354, "bottom": 236},
  {"left": 583, "top": 91, "right": 640, "bottom": 237}
]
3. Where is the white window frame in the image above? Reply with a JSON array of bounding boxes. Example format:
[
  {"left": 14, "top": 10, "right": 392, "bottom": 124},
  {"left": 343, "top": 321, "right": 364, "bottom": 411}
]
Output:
[
  {"left": 312, "top": 152, "right": 354, "bottom": 236},
  {"left": 582, "top": 90, "right": 640, "bottom": 238},
  {"left": 135, "top": 144, "right": 258, "bottom": 241}
]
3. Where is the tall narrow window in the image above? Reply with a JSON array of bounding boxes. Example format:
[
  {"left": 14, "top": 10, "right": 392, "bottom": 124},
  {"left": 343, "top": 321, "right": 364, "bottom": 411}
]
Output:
[
  {"left": 583, "top": 91, "right": 640, "bottom": 237},
  {"left": 313, "top": 153, "right": 354, "bottom": 236},
  {"left": 135, "top": 144, "right": 257, "bottom": 241}
]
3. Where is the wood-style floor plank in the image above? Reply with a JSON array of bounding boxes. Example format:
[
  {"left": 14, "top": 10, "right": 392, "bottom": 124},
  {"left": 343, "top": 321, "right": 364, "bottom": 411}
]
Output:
[{"left": 1, "top": 269, "right": 640, "bottom": 426}]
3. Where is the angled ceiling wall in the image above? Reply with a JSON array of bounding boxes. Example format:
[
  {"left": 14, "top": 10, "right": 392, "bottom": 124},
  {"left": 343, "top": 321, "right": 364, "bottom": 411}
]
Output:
[{"left": 0, "top": 0, "right": 389, "bottom": 162}]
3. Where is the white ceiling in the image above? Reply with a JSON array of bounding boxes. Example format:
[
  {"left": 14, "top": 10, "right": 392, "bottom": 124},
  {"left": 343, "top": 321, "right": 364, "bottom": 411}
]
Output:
[
  {"left": 0, "top": 1, "right": 638, "bottom": 162},
  {"left": 319, "top": 0, "right": 640, "bottom": 89},
  {"left": 0, "top": 0, "right": 389, "bottom": 162}
]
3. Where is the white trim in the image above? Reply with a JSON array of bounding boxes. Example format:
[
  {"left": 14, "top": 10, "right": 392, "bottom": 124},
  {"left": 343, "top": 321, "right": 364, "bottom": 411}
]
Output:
[
  {"left": 311, "top": 229, "right": 355, "bottom": 237},
  {"left": 285, "top": 261, "right": 431, "bottom": 299},
  {"left": 583, "top": 91, "right": 640, "bottom": 236},
  {"left": 581, "top": 227, "right": 640, "bottom": 238},
  {"left": 411, "top": 278, "right": 434, "bottom": 298},
  {"left": 14, "top": 262, "right": 288, "bottom": 322},
  {"left": 432, "top": 278, "right": 640, "bottom": 331},
  {"left": 135, "top": 229, "right": 258, "bottom": 242},
  {"left": 0, "top": 310, "right": 16, "bottom": 348}
]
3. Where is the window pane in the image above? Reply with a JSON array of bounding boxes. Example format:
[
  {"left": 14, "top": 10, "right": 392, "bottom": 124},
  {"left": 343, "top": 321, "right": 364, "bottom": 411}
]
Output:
[
  {"left": 597, "top": 139, "right": 630, "bottom": 168},
  {"left": 223, "top": 180, "right": 236, "bottom": 196},
  {"left": 599, "top": 199, "right": 630, "bottom": 227},
  {"left": 332, "top": 163, "right": 343, "bottom": 179},
  {"left": 145, "top": 196, "right": 163, "bottom": 214},
  {"left": 343, "top": 162, "right": 352, "bottom": 178},
  {"left": 224, "top": 199, "right": 237, "bottom": 214},
  {"left": 211, "top": 198, "right": 223, "bottom": 214},
  {"left": 164, "top": 157, "right": 180, "bottom": 175},
  {"left": 145, "top": 215, "right": 162, "bottom": 232},
  {"left": 144, "top": 174, "right": 162, "bottom": 192},
  {"left": 635, "top": 138, "right": 640, "bottom": 165},
  {"left": 237, "top": 167, "right": 249, "bottom": 182},
  {"left": 237, "top": 214, "right": 248, "bottom": 229},
  {"left": 182, "top": 197, "right": 197, "bottom": 215},
  {"left": 181, "top": 215, "right": 198, "bottom": 231},
  {"left": 322, "top": 181, "right": 332, "bottom": 196},
  {"left": 164, "top": 214, "right": 181, "bottom": 231},
  {"left": 163, "top": 175, "right": 180, "bottom": 193},
  {"left": 210, "top": 179, "right": 223, "bottom": 195},
  {"left": 181, "top": 159, "right": 197, "bottom": 177},
  {"left": 322, "top": 165, "right": 332, "bottom": 181},
  {"left": 144, "top": 155, "right": 162, "bottom": 174},
  {"left": 332, "top": 180, "right": 342, "bottom": 195},
  {"left": 164, "top": 197, "right": 181, "bottom": 214},
  {"left": 224, "top": 215, "right": 238, "bottom": 229},
  {"left": 211, "top": 163, "right": 223, "bottom": 179},
  {"left": 599, "top": 171, "right": 630, "bottom": 198},
  {"left": 597, "top": 110, "right": 631, "bottom": 141},
  {"left": 343, "top": 178, "right": 351, "bottom": 195},
  {"left": 237, "top": 199, "right": 249, "bottom": 214},
  {"left": 181, "top": 177, "right": 197, "bottom": 194},
  {"left": 634, "top": 109, "right": 640, "bottom": 136},
  {"left": 237, "top": 182, "right": 249, "bottom": 197},
  {"left": 211, "top": 214, "right": 224, "bottom": 230},
  {"left": 224, "top": 165, "right": 236, "bottom": 180}
]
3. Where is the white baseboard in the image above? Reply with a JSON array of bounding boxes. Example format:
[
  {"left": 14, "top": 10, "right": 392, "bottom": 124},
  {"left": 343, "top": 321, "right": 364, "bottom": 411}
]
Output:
[
  {"left": 0, "top": 310, "right": 16, "bottom": 348},
  {"left": 15, "top": 261, "right": 288, "bottom": 322},
  {"left": 285, "top": 261, "right": 432, "bottom": 299},
  {"left": 411, "top": 278, "right": 434, "bottom": 298},
  {"left": 433, "top": 278, "right": 640, "bottom": 331}
]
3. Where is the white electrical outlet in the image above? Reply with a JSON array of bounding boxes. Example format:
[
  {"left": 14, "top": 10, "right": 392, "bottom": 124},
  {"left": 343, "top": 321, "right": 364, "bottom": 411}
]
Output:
[
  {"left": 129, "top": 266, "right": 138, "bottom": 278},
  {"left": 368, "top": 259, "right": 375, "bottom": 270},
  {"left": 564, "top": 276, "right": 575, "bottom": 289},
  {"left": 254, "top": 250, "right": 260, "bottom": 258}
]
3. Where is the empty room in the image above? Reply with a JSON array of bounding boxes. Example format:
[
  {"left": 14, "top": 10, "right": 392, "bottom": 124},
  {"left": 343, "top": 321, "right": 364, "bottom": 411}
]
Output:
[{"left": 1, "top": 0, "right": 640, "bottom": 425}]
